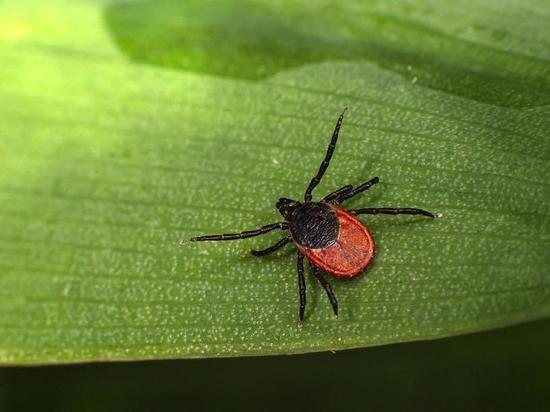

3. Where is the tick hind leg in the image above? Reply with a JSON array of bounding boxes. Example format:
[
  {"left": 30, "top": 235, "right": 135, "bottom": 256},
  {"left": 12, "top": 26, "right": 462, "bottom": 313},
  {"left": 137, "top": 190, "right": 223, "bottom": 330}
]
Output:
[
  {"left": 297, "top": 252, "right": 307, "bottom": 322},
  {"left": 309, "top": 262, "right": 338, "bottom": 317},
  {"left": 352, "top": 207, "right": 435, "bottom": 218},
  {"left": 250, "top": 237, "right": 291, "bottom": 256}
]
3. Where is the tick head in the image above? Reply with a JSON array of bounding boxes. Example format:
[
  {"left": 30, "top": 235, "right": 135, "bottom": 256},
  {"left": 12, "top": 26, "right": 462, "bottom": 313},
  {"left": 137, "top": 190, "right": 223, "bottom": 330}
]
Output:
[{"left": 276, "top": 197, "right": 300, "bottom": 220}]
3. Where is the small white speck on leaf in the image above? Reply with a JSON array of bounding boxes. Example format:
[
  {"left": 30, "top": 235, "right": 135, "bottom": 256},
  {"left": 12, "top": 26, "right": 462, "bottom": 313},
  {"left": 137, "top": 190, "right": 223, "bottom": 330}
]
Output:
[
  {"left": 411, "top": 76, "right": 418, "bottom": 84},
  {"left": 62, "top": 283, "right": 71, "bottom": 297}
]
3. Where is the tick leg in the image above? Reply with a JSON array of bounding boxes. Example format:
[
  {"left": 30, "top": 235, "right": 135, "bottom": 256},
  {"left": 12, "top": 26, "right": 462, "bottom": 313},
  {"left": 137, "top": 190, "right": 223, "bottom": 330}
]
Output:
[
  {"left": 297, "top": 252, "right": 306, "bottom": 322},
  {"left": 250, "top": 237, "right": 291, "bottom": 256},
  {"left": 335, "top": 177, "right": 379, "bottom": 204},
  {"left": 351, "top": 207, "right": 435, "bottom": 218},
  {"left": 188, "top": 222, "right": 288, "bottom": 242},
  {"left": 304, "top": 107, "right": 348, "bottom": 202},
  {"left": 322, "top": 184, "right": 353, "bottom": 203},
  {"left": 309, "top": 262, "right": 338, "bottom": 317}
]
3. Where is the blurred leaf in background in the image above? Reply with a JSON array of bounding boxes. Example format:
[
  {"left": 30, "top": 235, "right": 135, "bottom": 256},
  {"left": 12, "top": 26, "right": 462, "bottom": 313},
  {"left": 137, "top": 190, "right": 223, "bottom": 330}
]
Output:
[
  {"left": 1, "top": 319, "right": 550, "bottom": 411},
  {"left": 0, "top": 0, "right": 549, "bottom": 365}
]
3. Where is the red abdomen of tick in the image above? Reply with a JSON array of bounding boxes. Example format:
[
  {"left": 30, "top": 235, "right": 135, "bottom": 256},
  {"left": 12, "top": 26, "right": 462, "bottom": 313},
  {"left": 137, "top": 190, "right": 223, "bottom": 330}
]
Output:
[{"left": 297, "top": 205, "right": 375, "bottom": 278}]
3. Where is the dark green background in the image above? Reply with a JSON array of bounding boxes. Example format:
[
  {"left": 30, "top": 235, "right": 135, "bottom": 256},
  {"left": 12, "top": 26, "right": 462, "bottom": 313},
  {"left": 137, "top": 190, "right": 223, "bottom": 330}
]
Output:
[{"left": 1, "top": 318, "right": 549, "bottom": 411}]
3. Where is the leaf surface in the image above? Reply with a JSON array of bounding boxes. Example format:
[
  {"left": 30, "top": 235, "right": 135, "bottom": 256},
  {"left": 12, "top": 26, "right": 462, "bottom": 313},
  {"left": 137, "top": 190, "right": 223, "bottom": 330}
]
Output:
[{"left": 0, "top": 0, "right": 549, "bottom": 364}]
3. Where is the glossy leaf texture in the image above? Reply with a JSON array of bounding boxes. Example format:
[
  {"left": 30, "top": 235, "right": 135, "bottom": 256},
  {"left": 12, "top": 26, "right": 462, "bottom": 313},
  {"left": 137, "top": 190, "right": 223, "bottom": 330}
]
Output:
[{"left": 0, "top": 0, "right": 549, "bottom": 364}]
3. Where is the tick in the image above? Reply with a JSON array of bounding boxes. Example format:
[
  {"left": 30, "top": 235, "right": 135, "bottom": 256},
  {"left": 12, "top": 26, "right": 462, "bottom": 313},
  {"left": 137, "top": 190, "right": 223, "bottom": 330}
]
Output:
[{"left": 186, "top": 108, "right": 435, "bottom": 321}]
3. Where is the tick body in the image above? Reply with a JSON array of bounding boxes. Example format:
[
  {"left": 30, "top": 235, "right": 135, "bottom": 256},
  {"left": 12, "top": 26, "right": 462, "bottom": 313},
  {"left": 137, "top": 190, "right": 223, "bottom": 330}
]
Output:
[
  {"left": 187, "top": 108, "right": 435, "bottom": 321},
  {"left": 289, "top": 202, "right": 375, "bottom": 277}
]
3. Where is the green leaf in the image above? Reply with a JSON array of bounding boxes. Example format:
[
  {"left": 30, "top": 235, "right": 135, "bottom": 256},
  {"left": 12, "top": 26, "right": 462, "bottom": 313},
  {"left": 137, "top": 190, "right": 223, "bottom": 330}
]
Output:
[{"left": 0, "top": 0, "right": 549, "bottom": 364}]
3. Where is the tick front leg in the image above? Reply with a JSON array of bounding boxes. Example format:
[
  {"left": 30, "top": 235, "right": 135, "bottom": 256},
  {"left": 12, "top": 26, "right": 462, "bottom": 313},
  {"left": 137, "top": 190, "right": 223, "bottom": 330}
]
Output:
[
  {"left": 309, "top": 262, "right": 338, "bottom": 317},
  {"left": 351, "top": 207, "right": 435, "bottom": 218},
  {"left": 304, "top": 107, "right": 348, "bottom": 202},
  {"left": 250, "top": 237, "right": 291, "bottom": 256},
  {"left": 297, "top": 252, "right": 306, "bottom": 322},
  {"left": 187, "top": 222, "right": 289, "bottom": 242}
]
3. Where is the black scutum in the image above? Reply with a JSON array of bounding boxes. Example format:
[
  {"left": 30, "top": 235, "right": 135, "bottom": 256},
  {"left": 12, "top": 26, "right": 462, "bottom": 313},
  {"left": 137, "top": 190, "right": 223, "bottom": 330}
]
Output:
[{"left": 289, "top": 202, "right": 339, "bottom": 249}]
